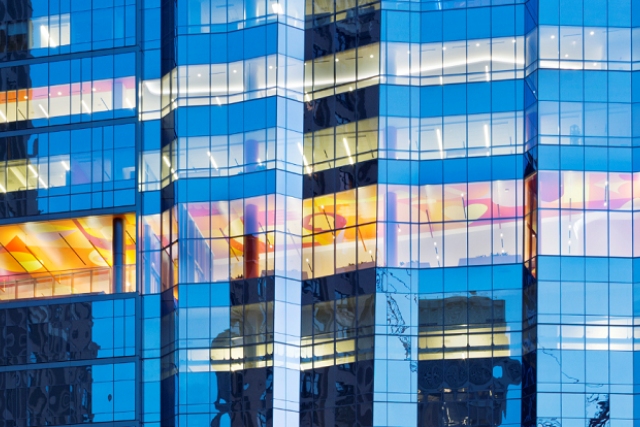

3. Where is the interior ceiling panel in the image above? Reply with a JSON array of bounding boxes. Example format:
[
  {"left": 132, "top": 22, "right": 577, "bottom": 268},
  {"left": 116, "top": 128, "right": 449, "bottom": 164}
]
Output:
[{"left": 0, "top": 213, "right": 135, "bottom": 276}]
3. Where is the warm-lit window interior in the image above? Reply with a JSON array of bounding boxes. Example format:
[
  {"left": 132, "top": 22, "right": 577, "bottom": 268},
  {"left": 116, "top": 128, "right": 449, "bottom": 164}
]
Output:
[
  {"left": 0, "top": 76, "right": 136, "bottom": 124},
  {"left": 302, "top": 117, "right": 378, "bottom": 173},
  {"left": 0, "top": 214, "right": 136, "bottom": 301},
  {"left": 304, "top": 43, "right": 380, "bottom": 100},
  {"left": 302, "top": 185, "right": 378, "bottom": 279}
]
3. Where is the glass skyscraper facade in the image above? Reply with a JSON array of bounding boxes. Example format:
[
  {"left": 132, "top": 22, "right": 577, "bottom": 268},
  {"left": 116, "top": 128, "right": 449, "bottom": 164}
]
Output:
[{"left": 0, "top": 0, "right": 637, "bottom": 426}]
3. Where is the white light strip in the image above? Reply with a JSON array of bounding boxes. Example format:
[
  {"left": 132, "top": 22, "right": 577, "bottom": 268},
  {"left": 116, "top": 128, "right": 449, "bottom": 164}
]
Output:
[
  {"left": 81, "top": 100, "right": 91, "bottom": 113},
  {"left": 0, "top": 183, "right": 6, "bottom": 193},
  {"left": 38, "top": 177, "right": 48, "bottom": 189},
  {"left": 125, "top": 98, "right": 134, "bottom": 109},
  {"left": 61, "top": 161, "right": 70, "bottom": 171},
  {"left": 0, "top": 110, "right": 6, "bottom": 122},
  {"left": 38, "top": 104, "right": 49, "bottom": 118},
  {"left": 163, "top": 156, "right": 171, "bottom": 167}
]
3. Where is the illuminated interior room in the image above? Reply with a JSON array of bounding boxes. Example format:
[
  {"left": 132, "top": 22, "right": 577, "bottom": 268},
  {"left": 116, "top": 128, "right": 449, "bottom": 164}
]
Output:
[{"left": 0, "top": 213, "right": 136, "bottom": 300}]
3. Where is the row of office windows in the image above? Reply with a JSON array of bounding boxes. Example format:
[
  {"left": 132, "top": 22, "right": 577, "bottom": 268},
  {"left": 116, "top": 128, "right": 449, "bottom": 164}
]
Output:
[
  {"left": 300, "top": 181, "right": 523, "bottom": 276},
  {"left": 536, "top": 101, "right": 633, "bottom": 140},
  {"left": 537, "top": 280, "right": 634, "bottom": 321},
  {"left": 300, "top": 295, "right": 374, "bottom": 369},
  {"left": 304, "top": 180, "right": 522, "bottom": 228},
  {"left": 0, "top": 125, "right": 135, "bottom": 195},
  {"left": 535, "top": 69, "right": 636, "bottom": 103},
  {"left": 304, "top": 113, "right": 524, "bottom": 165},
  {"left": 301, "top": 218, "right": 524, "bottom": 277},
  {"left": 0, "top": 53, "right": 135, "bottom": 129},
  {"left": 537, "top": 170, "right": 639, "bottom": 211},
  {"left": 378, "top": 114, "right": 524, "bottom": 161},
  {"left": 0, "top": 7, "right": 135, "bottom": 58},
  {"left": 143, "top": 230, "right": 285, "bottom": 284},
  {"left": 304, "top": 37, "right": 525, "bottom": 93},
  {"left": 0, "top": 151, "right": 135, "bottom": 193},
  {"left": 537, "top": 325, "right": 636, "bottom": 353},
  {"left": 537, "top": 352, "right": 633, "bottom": 390},
  {"left": 531, "top": 26, "right": 639, "bottom": 68},
  {"left": 419, "top": 331, "right": 521, "bottom": 360},
  {"left": 302, "top": 118, "right": 378, "bottom": 171},
  {"left": 382, "top": 37, "right": 524, "bottom": 78},
  {"left": 0, "top": 299, "right": 135, "bottom": 363},
  {"left": 0, "top": 362, "right": 136, "bottom": 424},
  {"left": 178, "top": 0, "right": 304, "bottom": 30},
  {"left": 0, "top": 76, "right": 135, "bottom": 126},
  {"left": 141, "top": 56, "right": 304, "bottom": 119},
  {"left": 306, "top": 0, "right": 378, "bottom": 19},
  {"left": 142, "top": 130, "right": 277, "bottom": 190},
  {"left": 538, "top": 209, "right": 640, "bottom": 257},
  {"left": 534, "top": 168, "right": 640, "bottom": 257},
  {"left": 141, "top": 127, "right": 307, "bottom": 191},
  {"left": 176, "top": 300, "right": 276, "bottom": 370}
]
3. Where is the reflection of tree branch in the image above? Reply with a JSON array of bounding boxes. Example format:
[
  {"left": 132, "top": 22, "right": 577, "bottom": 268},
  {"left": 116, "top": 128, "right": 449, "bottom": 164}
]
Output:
[
  {"left": 386, "top": 295, "right": 407, "bottom": 335},
  {"left": 587, "top": 394, "right": 609, "bottom": 427},
  {"left": 539, "top": 346, "right": 580, "bottom": 383}
]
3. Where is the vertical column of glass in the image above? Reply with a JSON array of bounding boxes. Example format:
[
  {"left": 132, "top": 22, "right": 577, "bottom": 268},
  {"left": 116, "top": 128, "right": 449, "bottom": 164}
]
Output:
[
  {"left": 139, "top": 0, "right": 164, "bottom": 425},
  {"left": 149, "top": 1, "right": 309, "bottom": 426},
  {"left": 272, "top": 21, "right": 306, "bottom": 427},
  {"left": 392, "top": 5, "right": 527, "bottom": 427},
  {"left": 533, "top": 2, "right": 637, "bottom": 427}
]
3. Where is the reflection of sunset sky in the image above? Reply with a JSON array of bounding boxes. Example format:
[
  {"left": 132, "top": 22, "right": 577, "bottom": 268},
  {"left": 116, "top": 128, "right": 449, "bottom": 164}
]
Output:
[
  {"left": 539, "top": 170, "right": 635, "bottom": 210},
  {"left": 537, "top": 170, "right": 639, "bottom": 257}
]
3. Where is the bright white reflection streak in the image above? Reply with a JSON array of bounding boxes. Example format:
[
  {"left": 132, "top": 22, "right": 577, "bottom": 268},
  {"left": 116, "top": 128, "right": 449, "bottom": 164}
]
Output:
[
  {"left": 436, "top": 128, "right": 443, "bottom": 159},
  {"left": 81, "top": 100, "right": 91, "bottom": 113},
  {"left": 343, "top": 138, "right": 354, "bottom": 165},
  {"left": 38, "top": 104, "right": 49, "bottom": 118},
  {"left": 0, "top": 110, "right": 6, "bottom": 122},
  {"left": 483, "top": 124, "right": 490, "bottom": 148},
  {"left": 40, "top": 26, "right": 56, "bottom": 48},
  {"left": 61, "top": 161, "right": 70, "bottom": 171},
  {"left": 297, "top": 143, "right": 312, "bottom": 175},
  {"left": 28, "top": 164, "right": 38, "bottom": 178},
  {"left": 207, "top": 151, "right": 219, "bottom": 169}
]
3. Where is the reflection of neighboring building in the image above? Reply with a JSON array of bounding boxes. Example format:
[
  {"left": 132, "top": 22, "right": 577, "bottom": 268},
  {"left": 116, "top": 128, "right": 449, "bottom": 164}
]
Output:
[
  {"left": 419, "top": 295, "right": 522, "bottom": 426},
  {"left": 209, "top": 322, "right": 274, "bottom": 427},
  {"left": 2, "top": 300, "right": 101, "bottom": 423},
  {"left": 1, "top": 0, "right": 34, "bottom": 217}
]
